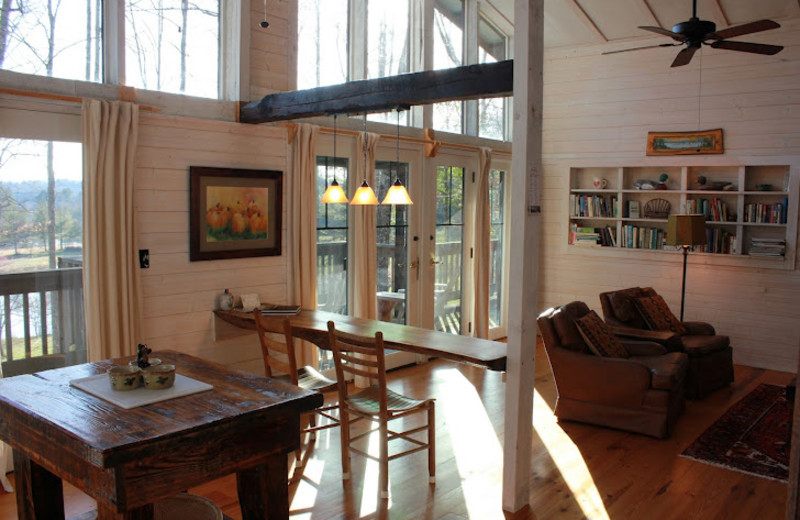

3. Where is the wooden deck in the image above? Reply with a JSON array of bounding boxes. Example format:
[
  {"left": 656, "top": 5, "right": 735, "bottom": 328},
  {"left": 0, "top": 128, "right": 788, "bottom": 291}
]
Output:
[{"left": 0, "top": 340, "right": 791, "bottom": 519}]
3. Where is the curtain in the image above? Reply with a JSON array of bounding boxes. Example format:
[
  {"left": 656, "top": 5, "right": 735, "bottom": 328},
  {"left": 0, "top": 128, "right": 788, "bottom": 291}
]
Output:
[
  {"left": 81, "top": 99, "right": 141, "bottom": 361},
  {"left": 0, "top": 363, "right": 11, "bottom": 492},
  {"left": 472, "top": 147, "right": 492, "bottom": 338},
  {"left": 352, "top": 131, "right": 381, "bottom": 320},
  {"left": 287, "top": 124, "right": 320, "bottom": 367}
]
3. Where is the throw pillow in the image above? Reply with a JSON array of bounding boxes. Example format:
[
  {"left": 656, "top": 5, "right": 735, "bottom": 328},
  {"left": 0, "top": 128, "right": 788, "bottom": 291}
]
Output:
[
  {"left": 633, "top": 294, "right": 688, "bottom": 335},
  {"left": 575, "top": 311, "right": 629, "bottom": 358}
]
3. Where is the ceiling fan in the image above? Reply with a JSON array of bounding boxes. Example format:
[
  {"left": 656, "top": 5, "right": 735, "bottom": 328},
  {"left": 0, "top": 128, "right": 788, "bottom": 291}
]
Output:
[{"left": 603, "top": 0, "right": 784, "bottom": 67}]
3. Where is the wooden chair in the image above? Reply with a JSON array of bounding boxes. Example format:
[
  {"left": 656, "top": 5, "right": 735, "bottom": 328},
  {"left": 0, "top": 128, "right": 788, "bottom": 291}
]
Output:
[
  {"left": 326, "top": 320, "right": 435, "bottom": 499},
  {"left": 253, "top": 311, "right": 339, "bottom": 461}
]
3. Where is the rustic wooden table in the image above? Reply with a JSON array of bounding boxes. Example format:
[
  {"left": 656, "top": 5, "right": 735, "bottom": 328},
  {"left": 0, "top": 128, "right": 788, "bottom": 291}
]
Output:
[
  {"left": 215, "top": 308, "right": 508, "bottom": 371},
  {"left": 0, "top": 350, "right": 323, "bottom": 520}
]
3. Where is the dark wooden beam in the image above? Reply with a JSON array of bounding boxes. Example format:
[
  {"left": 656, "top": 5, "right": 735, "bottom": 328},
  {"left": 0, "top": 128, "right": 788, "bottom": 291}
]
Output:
[{"left": 239, "top": 60, "right": 513, "bottom": 124}]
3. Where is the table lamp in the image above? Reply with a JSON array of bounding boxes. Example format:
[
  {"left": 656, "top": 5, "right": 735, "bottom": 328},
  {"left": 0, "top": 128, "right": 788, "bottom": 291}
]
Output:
[{"left": 666, "top": 214, "right": 707, "bottom": 321}]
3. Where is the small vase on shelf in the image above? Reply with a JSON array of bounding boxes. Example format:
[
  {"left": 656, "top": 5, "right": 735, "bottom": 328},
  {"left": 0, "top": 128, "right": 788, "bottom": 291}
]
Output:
[{"left": 218, "top": 289, "right": 234, "bottom": 311}]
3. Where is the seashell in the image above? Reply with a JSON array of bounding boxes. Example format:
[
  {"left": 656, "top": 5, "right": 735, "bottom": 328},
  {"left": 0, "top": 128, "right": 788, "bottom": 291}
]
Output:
[{"left": 644, "top": 198, "right": 671, "bottom": 219}]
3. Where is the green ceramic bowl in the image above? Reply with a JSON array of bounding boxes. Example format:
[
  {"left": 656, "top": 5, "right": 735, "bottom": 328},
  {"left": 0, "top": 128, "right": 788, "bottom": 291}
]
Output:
[
  {"left": 108, "top": 365, "right": 141, "bottom": 391},
  {"left": 142, "top": 364, "right": 176, "bottom": 390}
]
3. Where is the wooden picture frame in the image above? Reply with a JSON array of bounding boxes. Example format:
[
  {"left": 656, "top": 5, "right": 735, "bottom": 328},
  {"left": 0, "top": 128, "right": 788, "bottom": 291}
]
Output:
[
  {"left": 189, "top": 166, "right": 282, "bottom": 261},
  {"left": 646, "top": 129, "right": 724, "bottom": 156}
]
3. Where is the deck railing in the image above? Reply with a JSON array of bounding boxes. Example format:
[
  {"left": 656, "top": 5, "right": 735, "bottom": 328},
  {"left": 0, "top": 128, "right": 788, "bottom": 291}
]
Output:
[{"left": 0, "top": 264, "right": 86, "bottom": 374}]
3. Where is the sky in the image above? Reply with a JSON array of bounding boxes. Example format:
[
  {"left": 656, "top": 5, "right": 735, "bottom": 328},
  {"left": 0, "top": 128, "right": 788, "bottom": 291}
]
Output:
[{"left": 0, "top": 140, "right": 83, "bottom": 183}]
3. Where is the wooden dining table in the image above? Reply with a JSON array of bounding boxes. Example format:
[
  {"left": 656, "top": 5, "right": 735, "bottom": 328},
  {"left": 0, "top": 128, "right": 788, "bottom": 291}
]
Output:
[
  {"left": 0, "top": 350, "right": 323, "bottom": 520},
  {"left": 215, "top": 308, "right": 508, "bottom": 372}
]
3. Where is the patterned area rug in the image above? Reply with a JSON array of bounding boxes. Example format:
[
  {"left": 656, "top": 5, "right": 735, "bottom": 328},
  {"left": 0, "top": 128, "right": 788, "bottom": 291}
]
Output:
[{"left": 681, "top": 383, "right": 792, "bottom": 482}]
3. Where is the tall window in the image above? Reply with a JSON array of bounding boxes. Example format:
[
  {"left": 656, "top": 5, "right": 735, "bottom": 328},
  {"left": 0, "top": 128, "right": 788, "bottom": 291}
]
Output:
[
  {"left": 0, "top": 138, "right": 86, "bottom": 370},
  {"left": 432, "top": 0, "right": 464, "bottom": 134},
  {"left": 125, "top": 0, "right": 220, "bottom": 98},
  {"left": 488, "top": 168, "right": 505, "bottom": 328},
  {"left": 367, "top": 0, "right": 410, "bottom": 125},
  {"left": 434, "top": 165, "right": 464, "bottom": 334},
  {"left": 0, "top": 0, "right": 102, "bottom": 83},
  {"left": 478, "top": 16, "right": 507, "bottom": 140},
  {"left": 297, "top": 0, "right": 349, "bottom": 89},
  {"left": 316, "top": 156, "right": 349, "bottom": 316},
  {"left": 375, "top": 160, "right": 409, "bottom": 324}
]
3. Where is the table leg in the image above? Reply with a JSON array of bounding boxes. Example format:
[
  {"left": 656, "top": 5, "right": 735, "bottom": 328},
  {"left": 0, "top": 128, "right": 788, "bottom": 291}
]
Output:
[
  {"left": 12, "top": 450, "right": 64, "bottom": 520},
  {"left": 236, "top": 454, "right": 289, "bottom": 520}
]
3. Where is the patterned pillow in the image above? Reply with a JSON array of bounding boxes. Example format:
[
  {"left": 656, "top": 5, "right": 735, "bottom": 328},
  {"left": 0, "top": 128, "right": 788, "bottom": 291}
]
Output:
[
  {"left": 574, "top": 311, "right": 629, "bottom": 358},
  {"left": 633, "top": 295, "right": 688, "bottom": 335}
]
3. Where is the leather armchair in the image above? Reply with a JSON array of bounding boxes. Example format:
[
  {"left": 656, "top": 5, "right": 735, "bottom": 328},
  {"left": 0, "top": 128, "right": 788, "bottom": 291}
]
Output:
[
  {"left": 538, "top": 301, "right": 688, "bottom": 439},
  {"left": 599, "top": 287, "right": 734, "bottom": 399}
]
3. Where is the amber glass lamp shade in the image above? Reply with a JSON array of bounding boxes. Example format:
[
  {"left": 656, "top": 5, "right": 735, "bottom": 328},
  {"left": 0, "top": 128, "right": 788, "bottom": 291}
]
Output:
[
  {"left": 351, "top": 180, "right": 379, "bottom": 205},
  {"left": 320, "top": 179, "right": 348, "bottom": 203},
  {"left": 381, "top": 179, "right": 413, "bottom": 205}
]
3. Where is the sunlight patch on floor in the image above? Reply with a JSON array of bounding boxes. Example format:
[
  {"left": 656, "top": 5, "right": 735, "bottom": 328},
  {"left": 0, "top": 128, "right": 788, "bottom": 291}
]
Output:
[
  {"left": 439, "top": 368, "right": 505, "bottom": 519},
  {"left": 533, "top": 390, "right": 610, "bottom": 520}
]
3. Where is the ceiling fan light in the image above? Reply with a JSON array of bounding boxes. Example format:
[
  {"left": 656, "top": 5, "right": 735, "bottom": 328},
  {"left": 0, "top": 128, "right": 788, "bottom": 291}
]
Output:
[
  {"left": 351, "top": 180, "right": 379, "bottom": 205},
  {"left": 381, "top": 179, "right": 413, "bottom": 205},
  {"left": 320, "top": 179, "right": 348, "bottom": 203}
]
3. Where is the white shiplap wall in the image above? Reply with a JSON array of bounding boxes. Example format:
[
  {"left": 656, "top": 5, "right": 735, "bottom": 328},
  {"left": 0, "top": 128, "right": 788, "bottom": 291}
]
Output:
[{"left": 539, "top": 19, "right": 800, "bottom": 371}]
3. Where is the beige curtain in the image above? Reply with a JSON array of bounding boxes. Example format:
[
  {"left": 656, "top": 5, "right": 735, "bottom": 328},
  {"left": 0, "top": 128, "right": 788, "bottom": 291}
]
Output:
[
  {"left": 351, "top": 131, "right": 381, "bottom": 320},
  {"left": 287, "top": 124, "right": 320, "bottom": 367},
  {"left": 472, "top": 147, "right": 492, "bottom": 338},
  {"left": 81, "top": 99, "right": 141, "bottom": 361},
  {"left": 0, "top": 364, "right": 11, "bottom": 492}
]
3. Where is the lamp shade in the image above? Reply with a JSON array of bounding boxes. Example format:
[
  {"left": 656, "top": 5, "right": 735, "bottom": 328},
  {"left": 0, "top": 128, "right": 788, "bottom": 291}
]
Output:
[
  {"left": 666, "top": 214, "right": 707, "bottom": 246},
  {"left": 381, "top": 179, "right": 413, "bottom": 205},
  {"left": 320, "top": 179, "right": 348, "bottom": 203},
  {"left": 351, "top": 180, "right": 379, "bottom": 205}
]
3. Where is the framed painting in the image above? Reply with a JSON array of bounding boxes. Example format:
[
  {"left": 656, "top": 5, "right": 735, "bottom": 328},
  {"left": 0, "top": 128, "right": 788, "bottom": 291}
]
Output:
[
  {"left": 646, "top": 129, "right": 724, "bottom": 156},
  {"left": 189, "top": 166, "right": 282, "bottom": 261}
]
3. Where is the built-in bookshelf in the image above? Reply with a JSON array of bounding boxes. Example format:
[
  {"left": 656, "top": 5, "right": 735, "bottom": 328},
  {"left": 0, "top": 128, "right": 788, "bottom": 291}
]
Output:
[{"left": 568, "top": 162, "right": 799, "bottom": 269}]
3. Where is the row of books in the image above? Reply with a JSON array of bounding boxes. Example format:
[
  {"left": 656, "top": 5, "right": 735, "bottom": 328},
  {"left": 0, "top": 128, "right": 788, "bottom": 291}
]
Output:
[
  {"left": 619, "top": 225, "right": 665, "bottom": 250},
  {"left": 743, "top": 199, "right": 788, "bottom": 224},
  {"left": 569, "top": 225, "right": 616, "bottom": 247},
  {"left": 693, "top": 228, "right": 736, "bottom": 254},
  {"left": 685, "top": 198, "right": 731, "bottom": 222},
  {"left": 748, "top": 237, "right": 785, "bottom": 257},
  {"left": 569, "top": 194, "right": 618, "bottom": 218}
]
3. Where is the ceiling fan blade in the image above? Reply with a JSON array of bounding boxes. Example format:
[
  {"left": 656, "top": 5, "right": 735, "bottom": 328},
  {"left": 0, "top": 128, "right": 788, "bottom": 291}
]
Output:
[
  {"left": 602, "top": 43, "right": 679, "bottom": 55},
  {"left": 707, "top": 19, "right": 780, "bottom": 40},
  {"left": 638, "top": 26, "right": 686, "bottom": 42},
  {"left": 671, "top": 46, "right": 698, "bottom": 67},
  {"left": 710, "top": 40, "right": 784, "bottom": 55}
]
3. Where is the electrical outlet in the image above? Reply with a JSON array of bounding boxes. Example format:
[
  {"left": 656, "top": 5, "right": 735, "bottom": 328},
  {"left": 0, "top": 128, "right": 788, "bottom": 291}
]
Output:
[{"left": 139, "top": 249, "right": 150, "bottom": 269}]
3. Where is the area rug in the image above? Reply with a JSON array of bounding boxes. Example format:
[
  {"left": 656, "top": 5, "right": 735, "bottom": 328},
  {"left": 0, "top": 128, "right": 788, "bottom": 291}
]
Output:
[{"left": 680, "top": 383, "right": 792, "bottom": 482}]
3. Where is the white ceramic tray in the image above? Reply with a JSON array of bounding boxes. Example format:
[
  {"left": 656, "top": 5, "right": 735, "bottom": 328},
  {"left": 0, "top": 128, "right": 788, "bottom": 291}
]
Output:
[{"left": 70, "top": 373, "right": 213, "bottom": 409}]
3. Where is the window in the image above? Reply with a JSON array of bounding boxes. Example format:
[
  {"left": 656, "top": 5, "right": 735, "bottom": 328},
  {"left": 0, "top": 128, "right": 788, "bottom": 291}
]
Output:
[
  {"left": 125, "top": 0, "right": 220, "bottom": 98},
  {"left": 0, "top": 138, "right": 86, "bottom": 370},
  {"left": 297, "top": 0, "right": 349, "bottom": 89},
  {"left": 0, "top": 0, "right": 102, "bottom": 82},
  {"left": 375, "top": 160, "right": 409, "bottom": 324},
  {"left": 488, "top": 168, "right": 505, "bottom": 328},
  {"left": 0, "top": 1, "right": 228, "bottom": 99},
  {"left": 434, "top": 165, "right": 464, "bottom": 334},
  {"left": 432, "top": 0, "right": 464, "bottom": 134},
  {"left": 478, "top": 16, "right": 507, "bottom": 140},
  {"left": 316, "top": 156, "right": 349, "bottom": 317}
]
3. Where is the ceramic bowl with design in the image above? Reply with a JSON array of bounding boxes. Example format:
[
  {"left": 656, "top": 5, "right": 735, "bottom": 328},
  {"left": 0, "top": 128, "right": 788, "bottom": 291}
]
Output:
[
  {"left": 108, "top": 365, "right": 142, "bottom": 391},
  {"left": 142, "top": 364, "right": 176, "bottom": 390}
]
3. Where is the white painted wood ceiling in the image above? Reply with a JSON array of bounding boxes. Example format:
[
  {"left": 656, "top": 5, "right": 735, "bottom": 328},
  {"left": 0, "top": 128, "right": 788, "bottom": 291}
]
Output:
[{"left": 487, "top": 0, "right": 800, "bottom": 48}]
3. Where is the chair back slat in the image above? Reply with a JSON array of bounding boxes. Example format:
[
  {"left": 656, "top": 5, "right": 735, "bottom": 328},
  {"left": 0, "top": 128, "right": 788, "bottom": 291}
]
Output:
[
  {"left": 327, "top": 320, "right": 387, "bottom": 411},
  {"left": 254, "top": 311, "right": 299, "bottom": 382}
]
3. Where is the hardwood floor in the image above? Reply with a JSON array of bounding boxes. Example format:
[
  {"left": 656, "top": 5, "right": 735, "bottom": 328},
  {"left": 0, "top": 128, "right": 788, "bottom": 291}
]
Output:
[{"left": 0, "top": 340, "right": 792, "bottom": 519}]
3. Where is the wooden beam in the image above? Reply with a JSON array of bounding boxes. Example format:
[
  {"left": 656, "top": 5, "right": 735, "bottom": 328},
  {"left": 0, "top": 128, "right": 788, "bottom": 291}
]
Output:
[{"left": 239, "top": 60, "right": 513, "bottom": 124}]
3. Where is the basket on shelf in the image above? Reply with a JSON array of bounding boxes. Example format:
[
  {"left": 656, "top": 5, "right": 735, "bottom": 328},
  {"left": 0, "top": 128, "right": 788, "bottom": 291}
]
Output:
[{"left": 644, "top": 198, "right": 671, "bottom": 219}]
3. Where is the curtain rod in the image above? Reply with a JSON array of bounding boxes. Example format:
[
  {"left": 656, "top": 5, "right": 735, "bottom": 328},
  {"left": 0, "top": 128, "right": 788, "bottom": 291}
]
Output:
[
  {"left": 0, "top": 87, "right": 160, "bottom": 112},
  {"left": 290, "top": 123, "right": 511, "bottom": 156}
]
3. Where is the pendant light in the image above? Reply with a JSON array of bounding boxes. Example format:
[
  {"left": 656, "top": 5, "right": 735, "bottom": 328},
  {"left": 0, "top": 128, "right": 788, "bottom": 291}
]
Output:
[
  {"left": 351, "top": 113, "right": 379, "bottom": 205},
  {"left": 381, "top": 107, "right": 413, "bottom": 205},
  {"left": 320, "top": 115, "right": 348, "bottom": 203}
]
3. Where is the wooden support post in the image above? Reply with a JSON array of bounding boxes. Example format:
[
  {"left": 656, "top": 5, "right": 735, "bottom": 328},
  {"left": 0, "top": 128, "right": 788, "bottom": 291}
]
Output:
[{"left": 503, "top": 0, "right": 543, "bottom": 513}]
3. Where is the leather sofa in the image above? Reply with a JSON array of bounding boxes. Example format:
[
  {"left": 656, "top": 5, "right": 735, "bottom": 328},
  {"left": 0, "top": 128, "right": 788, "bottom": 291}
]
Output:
[
  {"left": 599, "top": 287, "right": 734, "bottom": 399},
  {"left": 538, "top": 301, "right": 688, "bottom": 439}
]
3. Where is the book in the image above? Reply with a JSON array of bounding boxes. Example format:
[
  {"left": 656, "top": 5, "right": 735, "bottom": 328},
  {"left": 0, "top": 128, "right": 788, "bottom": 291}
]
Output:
[{"left": 260, "top": 304, "right": 301, "bottom": 315}]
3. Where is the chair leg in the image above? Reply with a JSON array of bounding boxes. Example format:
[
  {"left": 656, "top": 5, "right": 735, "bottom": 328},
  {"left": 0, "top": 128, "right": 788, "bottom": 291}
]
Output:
[
  {"left": 340, "top": 409, "right": 351, "bottom": 480},
  {"left": 379, "top": 419, "right": 389, "bottom": 499},
  {"left": 308, "top": 412, "right": 317, "bottom": 441},
  {"left": 428, "top": 404, "right": 436, "bottom": 483}
]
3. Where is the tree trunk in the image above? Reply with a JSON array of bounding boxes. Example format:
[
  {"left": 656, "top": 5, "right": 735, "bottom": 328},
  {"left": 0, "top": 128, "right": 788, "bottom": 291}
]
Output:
[
  {"left": 47, "top": 142, "right": 56, "bottom": 268},
  {"left": 180, "top": 0, "right": 188, "bottom": 92},
  {"left": 0, "top": 0, "right": 12, "bottom": 67}
]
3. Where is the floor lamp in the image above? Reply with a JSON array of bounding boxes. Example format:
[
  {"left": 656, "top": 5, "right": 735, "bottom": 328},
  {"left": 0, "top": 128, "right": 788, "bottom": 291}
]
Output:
[{"left": 666, "top": 214, "right": 707, "bottom": 321}]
